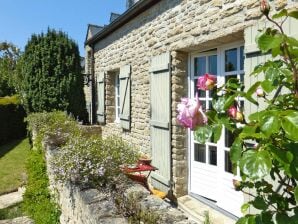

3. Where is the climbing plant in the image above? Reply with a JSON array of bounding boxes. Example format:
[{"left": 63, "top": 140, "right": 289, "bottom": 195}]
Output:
[{"left": 177, "top": 2, "right": 298, "bottom": 223}]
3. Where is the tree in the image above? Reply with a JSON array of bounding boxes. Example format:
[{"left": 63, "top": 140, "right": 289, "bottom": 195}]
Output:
[
  {"left": 21, "top": 29, "right": 87, "bottom": 121},
  {"left": 0, "top": 42, "right": 20, "bottom": 97}
]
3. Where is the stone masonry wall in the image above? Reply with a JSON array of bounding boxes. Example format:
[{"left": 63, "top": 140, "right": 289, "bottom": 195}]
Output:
[
  {"left": 44, "top": 141, "right": 194, "bottom": 224},
  {"left": 89, "top": 0, "right": 298, "bottom": 197}
]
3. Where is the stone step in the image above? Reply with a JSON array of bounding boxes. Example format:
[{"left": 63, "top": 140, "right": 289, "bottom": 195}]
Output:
[
  {"left": 177, "top": 195, "right": 236, "bottom": 224},
  {"left": 0, "top": 187, "right": 25, "bottom": 209},
  {"left": 0, "top": 216, "right": 34, "bottom": 224}
]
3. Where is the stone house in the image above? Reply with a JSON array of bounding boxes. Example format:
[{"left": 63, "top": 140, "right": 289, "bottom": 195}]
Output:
[{"left": 83, "top": 0, "right": 298, "bottom": 220}]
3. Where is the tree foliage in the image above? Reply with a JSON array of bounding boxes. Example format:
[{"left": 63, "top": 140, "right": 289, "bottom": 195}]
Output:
[
  {"left": 21, "top": 29, "right": 87, "bottom": 121},
  {"left": 0, "top": 42, "right": 20, "bottom": 97}
]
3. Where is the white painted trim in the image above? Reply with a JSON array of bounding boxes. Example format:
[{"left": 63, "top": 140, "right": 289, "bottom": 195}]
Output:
[{"left": 114, "top": 73, "right": 120, "bottom": 123}]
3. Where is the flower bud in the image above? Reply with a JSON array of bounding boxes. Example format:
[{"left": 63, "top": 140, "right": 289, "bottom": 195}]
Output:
[
  {"left": 256, "top": 87, "right": 265, "bottom": 97},
  {"left": 228, "top": 106, "right": 237, "bottom": 118},
  {"left": 228, "top": 106, "right": 243, "bottom": 122},
  {"left": 236, "top": 111, "right": 244, "bottom": 122},
  {"left": 233, "top": 179, "right": 241, "bottom": 191},
  {"left": 260, "top": 0, "right": 270, "bottom": 16}
]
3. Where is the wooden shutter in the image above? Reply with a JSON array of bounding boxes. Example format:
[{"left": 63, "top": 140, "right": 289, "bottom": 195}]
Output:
[
  {"left": 150, "top": 52, "right": 171, "bottom": 192},
  {"left": 96, "top": 72, "right": 105, "bottom": 123},
  {"left": 119, "top": 65, "right": 131, "bottom": 130}
]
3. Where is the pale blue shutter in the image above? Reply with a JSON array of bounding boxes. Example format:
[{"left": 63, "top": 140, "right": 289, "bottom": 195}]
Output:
[
  {"left": 119, "top": 65, "right": 131, "bottom": 130},
  {"left": 150, "top": 52, "right": 171, "bottom": 192},
  {"left": 96, "top": 72, "right": 105, "bottom": 123}
]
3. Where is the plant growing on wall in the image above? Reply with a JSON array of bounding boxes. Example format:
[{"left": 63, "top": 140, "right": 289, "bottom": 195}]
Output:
[
  {"left": 177, "top": 2, "right": 298, "bottom": 223},
  {"left": 21, "top": 29, "right": 87, "bottom": 121}
]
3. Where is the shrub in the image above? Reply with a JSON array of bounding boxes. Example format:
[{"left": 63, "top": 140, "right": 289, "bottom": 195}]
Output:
[
  {"left": 22, "top": 147, "right": 60, "bottom": 224},
  {"left": 21, "top": 29, "right": 87, "bottom": 121},
  {"left": 26, "top": 111, "right": 139, "bottom": 188},
  {"left": 26, "top": 111, "right": 80, "bottom": 146},
  {"left": 52, "top": 135, "right": 139, "bottom": 187},
  {"left": 0, "top": 95, "right": 26, "bottom": 145}
]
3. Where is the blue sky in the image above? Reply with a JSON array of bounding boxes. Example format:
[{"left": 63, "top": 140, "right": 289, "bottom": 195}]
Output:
[{"left": 0, "top": 0, "right": 126, "bottom": 56}]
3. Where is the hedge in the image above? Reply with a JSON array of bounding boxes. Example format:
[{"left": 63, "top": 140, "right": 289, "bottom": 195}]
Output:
[{"left": 0, "top": 96, "right": 26, "bottom": 145}]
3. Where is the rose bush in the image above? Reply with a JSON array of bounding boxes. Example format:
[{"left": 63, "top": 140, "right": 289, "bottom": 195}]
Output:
[{"left": 177, "top": 2, "right": 298, "bottom": 223}]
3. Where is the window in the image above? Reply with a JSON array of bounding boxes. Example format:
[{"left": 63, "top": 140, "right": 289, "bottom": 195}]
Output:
[{"left": 115, "top": 74, "right": 120, "bottom": 122}]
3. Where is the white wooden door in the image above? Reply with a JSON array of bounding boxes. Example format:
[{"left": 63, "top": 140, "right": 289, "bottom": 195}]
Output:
[
  {"left": 189, "top": 44, "right": 244, "bottom": 217},
  {"left": 190, "top": 52, "right": 219, "bottom": 201}
]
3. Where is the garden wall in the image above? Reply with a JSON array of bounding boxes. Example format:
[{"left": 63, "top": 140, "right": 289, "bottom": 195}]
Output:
[{"left": 43, "top": 139, "right": 195, "bottom": 224}]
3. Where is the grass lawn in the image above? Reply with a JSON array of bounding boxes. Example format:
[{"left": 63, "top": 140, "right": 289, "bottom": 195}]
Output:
[
  {"left": 0, "top": 138, "right": 30, "bottom": 195},
  {"left": 0, "top": 202, "right": 23, "bottom": 220}
]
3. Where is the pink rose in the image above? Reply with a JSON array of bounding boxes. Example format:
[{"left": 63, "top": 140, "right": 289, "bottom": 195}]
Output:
[
  {"left": 197, "top": 73, "right": 217, "bottom": 91},
  {"left": 177, "top": 95, "right": 207, "bottom": 130},
  {"left": 256, "top": 87, "right": 265, "bottom": 97}
]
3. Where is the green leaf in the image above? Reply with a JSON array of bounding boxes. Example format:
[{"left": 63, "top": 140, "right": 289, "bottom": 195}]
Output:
[
  {"left": 241, "top": 203, "right": 250, "bottom": 214},
  {"left": 249, "top": 111, "right": 266, "bottom": 122},
  {"left": 236, "top": 217, "right": 248, "bottom": 224},
  {"left": 194, "top": 126, "right": 212, "bottom": 144},
  {"left": 288, "top": 10, "right": 298, "bottom": 19},
  {"left": 261, "top": 80, "right": 275, "bottom": 93},
  {"left": 226, "top": 78, "right": 240, "bottom": 90},
  {"left": 269, "top": 144, "right": 292, "bottom": 175},
  {"left": 276, "top": 213, "right": 291, "bottom": 224},
  {"left": 247, "top": 81, "right": 261, "bottom": 96},
  {"left": 223, "top": 95, "right": 236, "bottom": 110},
  {"left": 260, "top": 113, "right": 281, "bottom": 137},
  {"left": 244, "top": 93, "right": 259, "bottom": 106},
  {"left": 230, "top": 138, "right": 242, "bottom": 164},
  {"left": 294, "top": 186, "right": 298, "bottom": 203},
  {"left": 212, "top": 124, "right": 222, "bottom": 142},
  {"left": 281, "top": 111, "right": 298, "bottom": 141},
  {"left": 251, "top": 196, "right": 268, "bottom": 210},
  {"left": 265, "top": 67, "right": 279, "bottom": 82},
  {"left": 257, "top": 33, "right": 283, "bottom": 53},
  {"left": 272, "top": 9, "right": 288, "bottom": 19},
  {"left": 220, "top": 116, "right": 235, "bottom": 131},
  {"left": 240, "top": 150, "right": 272, "bottom": 180},
  {"left": 286, "top": 36, "right": 298, "bottom": 47}
]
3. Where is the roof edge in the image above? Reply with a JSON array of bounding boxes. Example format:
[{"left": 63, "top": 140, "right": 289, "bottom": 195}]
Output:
[{"left": 85, "top": 0, "right": 161, "bottom": 46}]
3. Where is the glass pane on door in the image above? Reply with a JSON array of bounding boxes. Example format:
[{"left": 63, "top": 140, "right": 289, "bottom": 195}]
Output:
[
  {"left": 224, "top": 151, "right": 233, "bottom": 173},
  {"left": 208, "top": 146, "right": 217, "bottom": 166},
  {"left": 194, "top": 143, "right": 206, "bottom": 163}
]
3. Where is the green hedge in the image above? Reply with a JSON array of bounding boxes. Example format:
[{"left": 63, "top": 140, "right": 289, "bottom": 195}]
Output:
[{"left": 0, "top": 96, "right": 26, "bottom": 145}]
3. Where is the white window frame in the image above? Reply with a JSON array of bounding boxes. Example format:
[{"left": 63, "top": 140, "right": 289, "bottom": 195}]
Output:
[{"left": 115, "top": 73, "right": 120, "bottom": 123}]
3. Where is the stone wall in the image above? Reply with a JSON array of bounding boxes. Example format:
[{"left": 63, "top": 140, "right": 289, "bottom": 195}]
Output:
[
  {"left": 86, "top": 0, "right": 298, "bottom": 197},
  {"left": 44, "top": 141, "right": 195, "bottom": 224}
]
